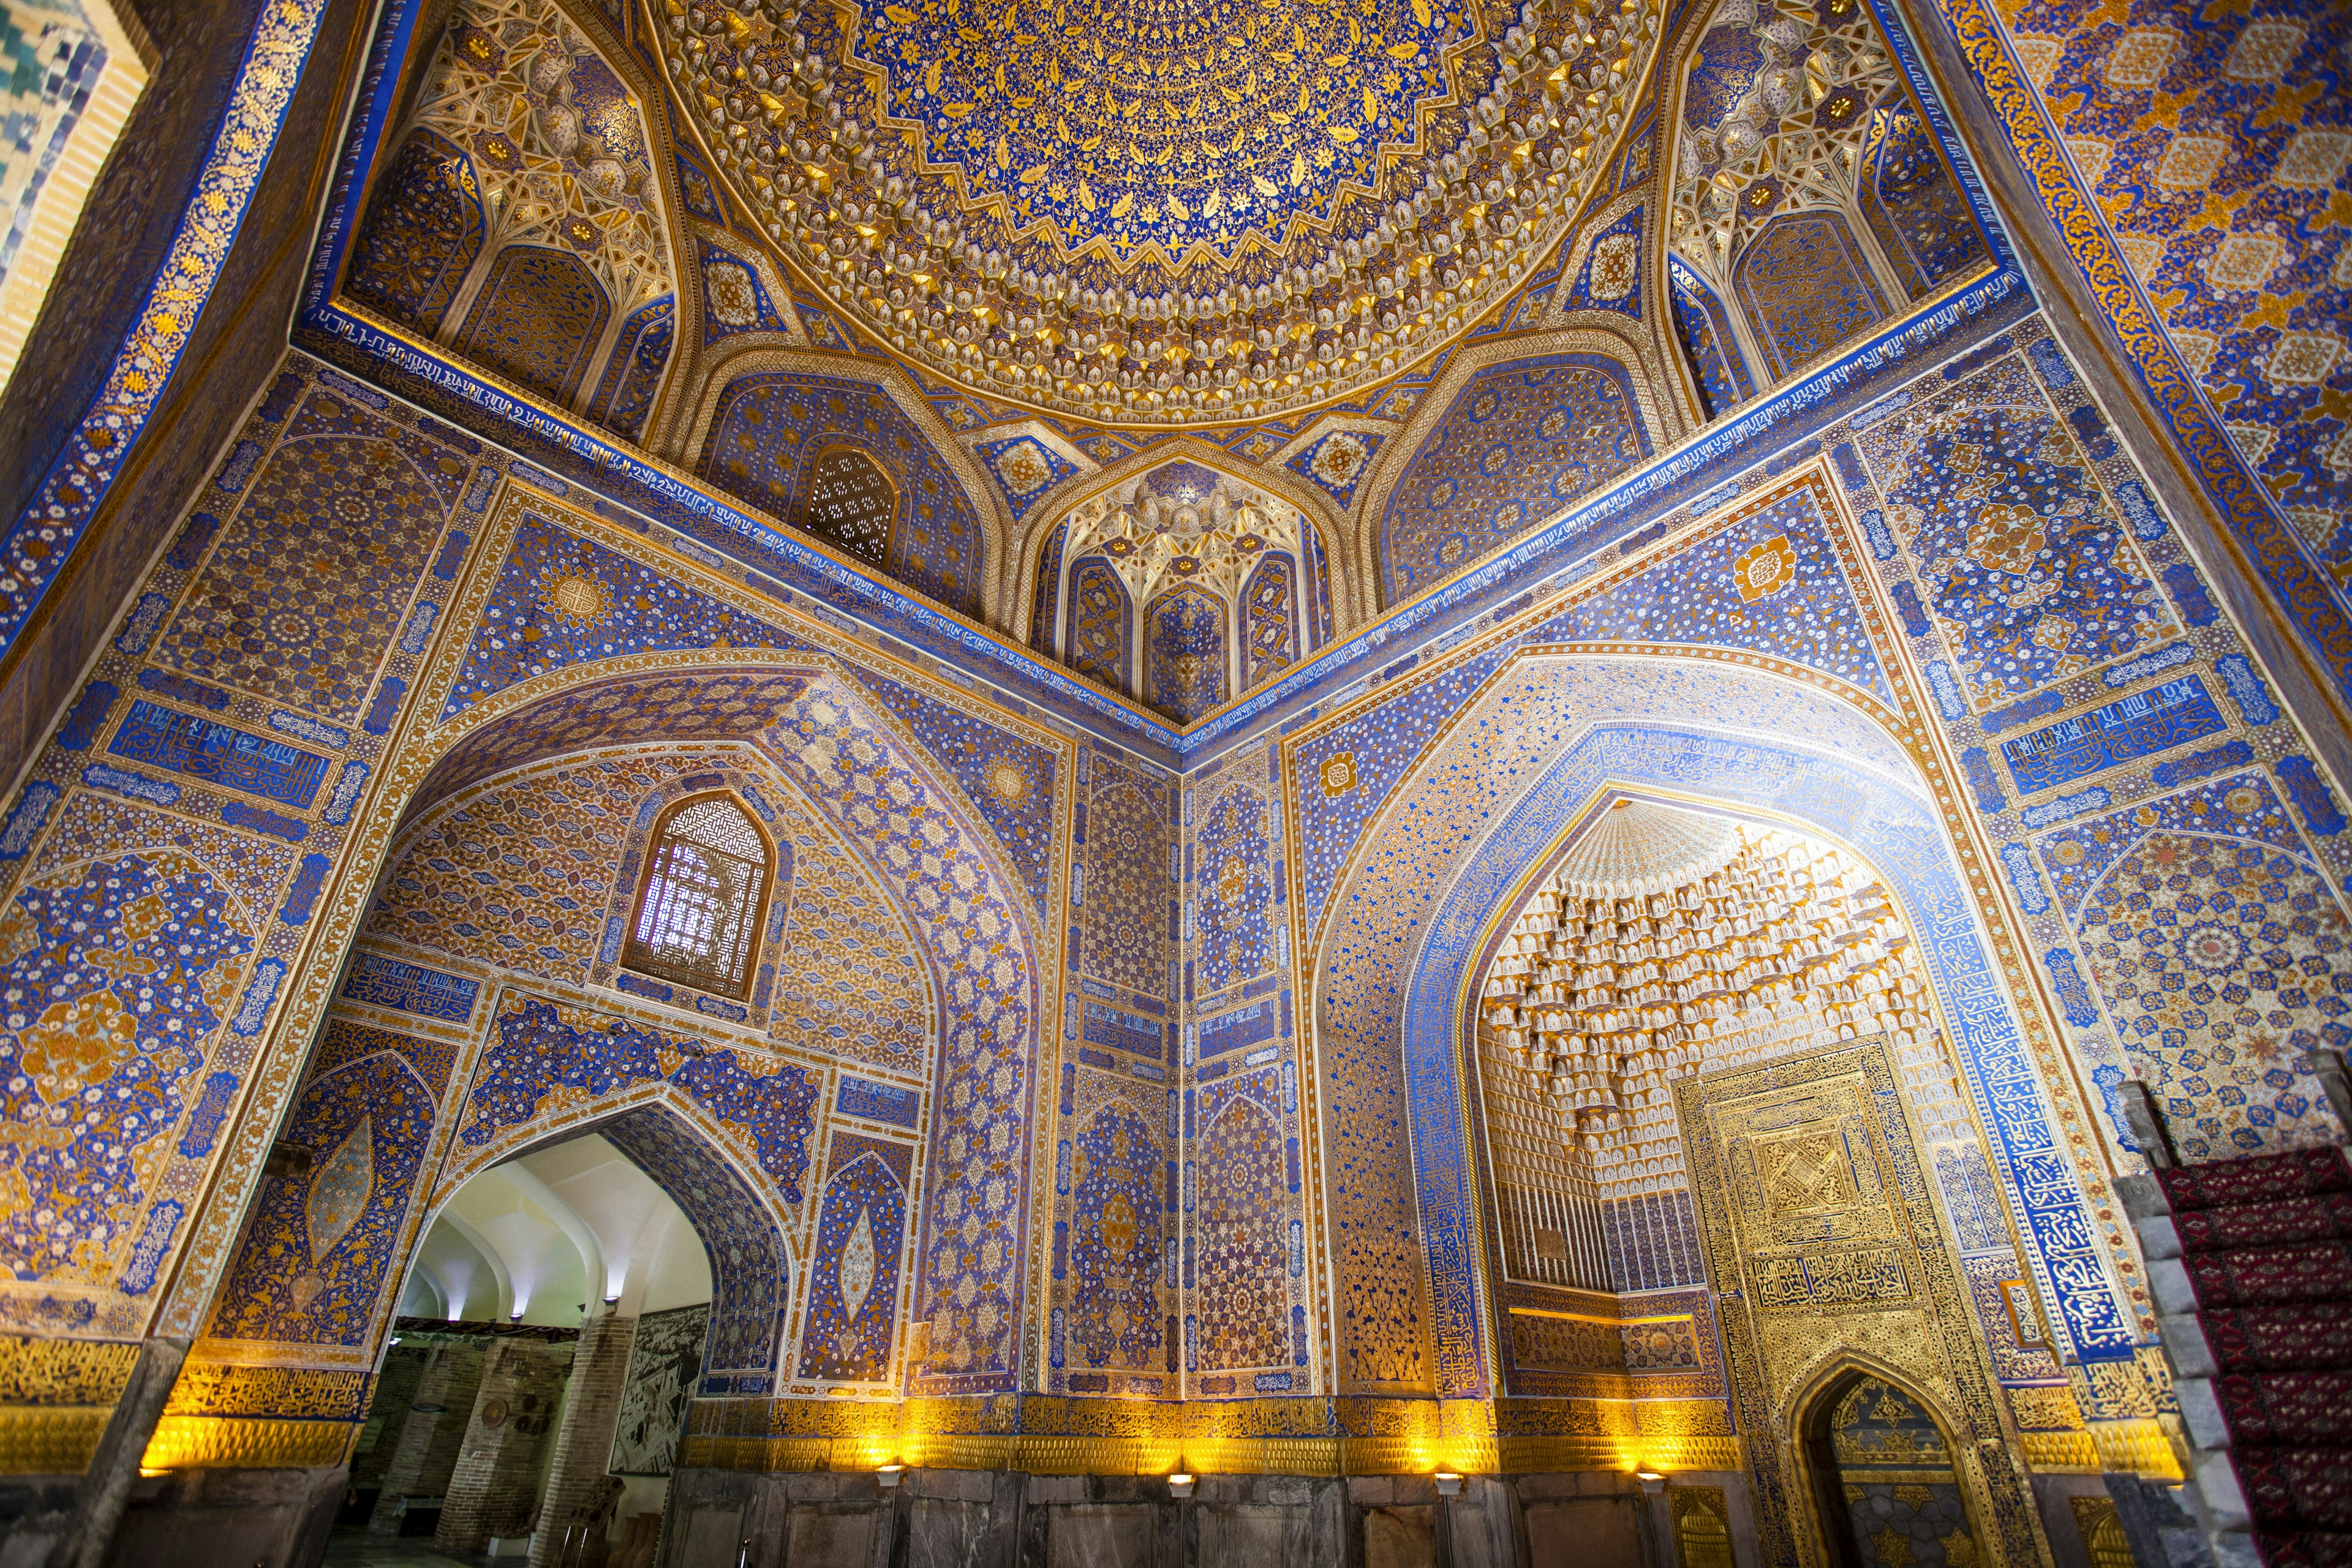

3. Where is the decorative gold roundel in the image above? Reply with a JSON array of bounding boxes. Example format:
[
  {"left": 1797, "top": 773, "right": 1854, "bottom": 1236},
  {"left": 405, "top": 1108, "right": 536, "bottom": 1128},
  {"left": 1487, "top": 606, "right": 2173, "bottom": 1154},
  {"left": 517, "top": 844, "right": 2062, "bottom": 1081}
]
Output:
[
  {"left": 543, "top": 572, "right": 612, "bottom": 621},
  {"left": 989, "top": 760, "right": 1031, "bottom": 802},
  {"left": 660, "top": 0, "right": 1664, "bottom": 426}
]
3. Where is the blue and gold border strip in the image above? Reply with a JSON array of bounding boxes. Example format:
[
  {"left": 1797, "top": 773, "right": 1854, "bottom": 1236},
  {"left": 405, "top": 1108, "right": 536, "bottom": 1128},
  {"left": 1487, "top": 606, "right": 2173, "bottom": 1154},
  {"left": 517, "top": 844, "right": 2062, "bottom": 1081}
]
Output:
[{"left": 0, "top": 0, "right": 336, "bottom": 677}]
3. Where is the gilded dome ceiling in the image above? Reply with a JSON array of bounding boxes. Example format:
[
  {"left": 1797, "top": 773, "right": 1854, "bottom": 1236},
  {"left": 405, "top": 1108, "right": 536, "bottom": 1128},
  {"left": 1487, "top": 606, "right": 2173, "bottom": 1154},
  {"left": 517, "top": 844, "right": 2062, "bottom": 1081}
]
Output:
[{"left": 658, "top": 0, "right": 1662, "bottom": 426}]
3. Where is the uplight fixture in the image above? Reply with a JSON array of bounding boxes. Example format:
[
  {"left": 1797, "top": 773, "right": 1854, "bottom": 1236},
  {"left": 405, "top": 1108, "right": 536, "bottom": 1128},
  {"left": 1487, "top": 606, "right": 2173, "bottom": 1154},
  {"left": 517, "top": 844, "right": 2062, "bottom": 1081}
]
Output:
[
  {"left": 1433, "top": 1472, "right": 1464, "bottom": 1497},
  {"left": 878, "top": 1464, "right": 905, "bottom": 1489},
  {"left": 1168, "top": 1473, "right": 1196, "bottom": 1499}
]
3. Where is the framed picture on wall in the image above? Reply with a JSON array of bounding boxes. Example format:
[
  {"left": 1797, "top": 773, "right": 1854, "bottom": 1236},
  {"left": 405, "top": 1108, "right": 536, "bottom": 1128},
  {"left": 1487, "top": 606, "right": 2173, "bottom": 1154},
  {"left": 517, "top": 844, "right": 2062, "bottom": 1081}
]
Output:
[{"left": 608, "top": 1303, "right": 711, "bottom": 1476}]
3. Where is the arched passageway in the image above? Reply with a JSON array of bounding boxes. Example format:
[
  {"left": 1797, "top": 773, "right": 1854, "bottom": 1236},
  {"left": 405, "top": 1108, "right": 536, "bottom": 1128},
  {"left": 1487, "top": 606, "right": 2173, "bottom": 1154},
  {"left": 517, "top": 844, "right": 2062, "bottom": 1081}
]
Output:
[
  {"left": 326, "top": 1102, "right": 774, "bottom": 1567},
  {"left": 1796, "top": 1370, "right": 1984, "bottom": 1568}
]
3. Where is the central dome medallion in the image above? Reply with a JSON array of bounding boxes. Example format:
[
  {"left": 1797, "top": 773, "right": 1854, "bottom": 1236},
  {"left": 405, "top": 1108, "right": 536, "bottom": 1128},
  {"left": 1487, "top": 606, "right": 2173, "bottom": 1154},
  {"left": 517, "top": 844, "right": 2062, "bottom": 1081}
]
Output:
[
  {"left": 869, "top": 0, "right": 1469, "bottom": 263},
  {"left": 658, "top": 0, "right": 1661, "bottom": 426}
]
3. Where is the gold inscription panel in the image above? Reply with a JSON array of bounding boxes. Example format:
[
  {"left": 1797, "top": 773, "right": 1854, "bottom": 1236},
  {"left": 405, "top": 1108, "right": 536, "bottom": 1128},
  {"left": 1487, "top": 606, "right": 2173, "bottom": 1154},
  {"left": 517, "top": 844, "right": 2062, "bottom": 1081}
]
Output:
[{"left": 1675, "top": 1038, "right": 2047, "bottom": 1568}]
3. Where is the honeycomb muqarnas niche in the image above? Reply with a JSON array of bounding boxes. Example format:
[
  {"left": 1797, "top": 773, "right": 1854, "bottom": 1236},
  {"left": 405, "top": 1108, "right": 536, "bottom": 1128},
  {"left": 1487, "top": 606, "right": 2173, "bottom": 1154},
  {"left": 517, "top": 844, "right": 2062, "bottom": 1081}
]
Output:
[
  {"left": 12, "top": 0, "right": 2352, "bottom": 1558},
  {"left": 345, "top": 0, "right": 677, "bottom": 433},
  {"left": 1033, "top": 461, "right": 1332, "bottom": 722},
  {"left": 1664, "top": 0, "right": 1991, "bottom": 399}
]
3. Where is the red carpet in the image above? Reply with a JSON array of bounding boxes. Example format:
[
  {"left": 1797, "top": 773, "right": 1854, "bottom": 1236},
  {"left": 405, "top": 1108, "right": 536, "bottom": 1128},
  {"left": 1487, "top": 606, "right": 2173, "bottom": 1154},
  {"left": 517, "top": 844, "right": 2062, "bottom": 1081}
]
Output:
[{"left": 2158, "top": 1147, "right": 2352, "bottom": 1566}]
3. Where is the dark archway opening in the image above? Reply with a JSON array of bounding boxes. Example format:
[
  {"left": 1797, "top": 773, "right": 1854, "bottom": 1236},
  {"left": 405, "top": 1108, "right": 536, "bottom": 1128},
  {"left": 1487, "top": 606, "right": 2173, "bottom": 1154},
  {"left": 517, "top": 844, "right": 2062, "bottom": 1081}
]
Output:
[
  {"left": 333, "top": 1104, "right": 786, "bottom": 1568},
  {"left": 1798, "top": 1370, "right": 1982, "bottom": 1568}
]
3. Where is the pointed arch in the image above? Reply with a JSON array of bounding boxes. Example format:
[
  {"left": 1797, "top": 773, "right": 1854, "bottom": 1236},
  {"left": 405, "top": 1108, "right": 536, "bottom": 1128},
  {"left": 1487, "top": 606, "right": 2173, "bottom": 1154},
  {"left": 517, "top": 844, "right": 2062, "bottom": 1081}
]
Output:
[
  {"left": 1144, "top": 586, "right": 1227, "bottom": 723},
  {"left": 342, "top": 129, "right": 484, "bottom": 331},
  {"left": 1241, "top": 552, "right": 1300, "bottom": 692},
  {"left": 1306, "top": 645, "right": 2127, "bottom": 1402},
  {"left": 678, "top": 353, "right": 1006, "bottom": 616},
  {"left": 1346, "top": 328, "right": 1678, "bottom": 611},
  {"left": 184, "top": 636, "right": 1048, "bottom": 1401},
  {"left": 795, "top": 1140, "right": 911, "bottom": 1386},
  {"left": 453, "top": 246, "right": 614, "bottom": 405},
  {"left": 433, "top": 660, "right": 1042, "bottom": 1384},
  {"left": 1063, "top": 1098, "right": 1168, "bottom": 1374},
  {"left": 431, "top": 1098, "right": 794, "bottom": 1394},
  {"left": 622, "top": 790, "right": 777, "bottom": 1001},
  {"left": 1065, "top": 557, "right": 1133, "bottom": 692},
  {"left": 1784, "top": 1356, "right": 1990, "bottom": 1568},
  {"left": 1733, "top": 211, "right": 1891, "bottom": 383},
  {"left": 1006, "top": 437, "right": 1361, "bottom": 641},
  {"left": 343, "top": 0, "right": 683, "bottom": 429}
]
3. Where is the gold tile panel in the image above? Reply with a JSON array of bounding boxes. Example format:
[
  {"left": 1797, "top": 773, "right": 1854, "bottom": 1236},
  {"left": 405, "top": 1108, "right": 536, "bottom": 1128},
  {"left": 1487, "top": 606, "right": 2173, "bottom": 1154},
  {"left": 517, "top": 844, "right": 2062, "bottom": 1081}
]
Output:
[
  {"left": 164, "top": 1364, "right": 372, "bottom": 1420},
  {"left": 2017, "top": 1431, "right": 2100, "bottom": 1473},
  {"left": 140, "top": 1415, "right": 356, "bottom": 1470},
  {"left": 1182, "top": 1438, "right": 1341, "bottom": 1476},
  {"left": 0, "top": 1404, "right": 110, "bottom": 1475},
  {"left": 2087, "top": 1419, "right": 2184, "bottom": 1480},
  {"left": 0, "top": 1338, "right": 138, "bottom": 1407}
]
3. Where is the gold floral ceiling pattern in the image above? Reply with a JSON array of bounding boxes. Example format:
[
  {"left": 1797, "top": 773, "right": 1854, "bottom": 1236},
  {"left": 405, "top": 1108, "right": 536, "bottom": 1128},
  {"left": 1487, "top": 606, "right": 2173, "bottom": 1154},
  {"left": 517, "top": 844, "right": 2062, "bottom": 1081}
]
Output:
[
  {"left": 658, "top": 0, "right": 1662, "bottom": 425},
  {"left": 872, "top": 0, "right": 1474, "bottom": 265}
]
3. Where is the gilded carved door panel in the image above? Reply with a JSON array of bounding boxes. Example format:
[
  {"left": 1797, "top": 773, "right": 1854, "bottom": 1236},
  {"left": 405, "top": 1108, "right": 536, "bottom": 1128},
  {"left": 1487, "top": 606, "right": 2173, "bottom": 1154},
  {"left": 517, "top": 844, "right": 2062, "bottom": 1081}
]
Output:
[{"left": 1672, "top": 1038, "right": 2047, "bottom": 1568}]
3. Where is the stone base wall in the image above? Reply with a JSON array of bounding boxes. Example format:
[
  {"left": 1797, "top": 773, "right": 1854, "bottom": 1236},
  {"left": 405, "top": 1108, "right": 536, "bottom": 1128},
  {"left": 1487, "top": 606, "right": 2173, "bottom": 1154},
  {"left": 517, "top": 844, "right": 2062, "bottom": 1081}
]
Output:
[
  {"left": 661, "top": 1464, "right": 1703, "bottom": 1568},
  {"left": 97, "top": 1465, "right": 345, "bottom": 1568}
]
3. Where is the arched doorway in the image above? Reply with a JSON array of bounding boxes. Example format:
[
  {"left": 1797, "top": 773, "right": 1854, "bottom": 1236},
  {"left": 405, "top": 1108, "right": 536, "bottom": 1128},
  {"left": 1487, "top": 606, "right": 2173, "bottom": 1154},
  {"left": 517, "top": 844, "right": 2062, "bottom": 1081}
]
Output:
[
  {"left": 336, "top": 1105, "right": 772, "bottom": 1568},
  {"left": 1796, "top": 1371, "right": 1982, "bottom": 1568},
  {"left": 1312, "top": 650, "right": 2064, "bottom": 1564},
  {"left": 186, "top": 651, "right": 1041, "bottom": 1477}
]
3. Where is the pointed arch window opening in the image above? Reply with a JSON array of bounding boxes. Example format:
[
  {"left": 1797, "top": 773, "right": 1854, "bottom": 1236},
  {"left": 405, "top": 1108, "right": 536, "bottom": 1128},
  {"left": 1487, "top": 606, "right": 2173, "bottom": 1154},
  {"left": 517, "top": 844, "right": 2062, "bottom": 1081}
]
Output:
[
  {"left": 624, "top": 793, "right": 774, "bottom": 999},
  {"left": 797, "top": 445, "right": 899, "bottom": 568}
]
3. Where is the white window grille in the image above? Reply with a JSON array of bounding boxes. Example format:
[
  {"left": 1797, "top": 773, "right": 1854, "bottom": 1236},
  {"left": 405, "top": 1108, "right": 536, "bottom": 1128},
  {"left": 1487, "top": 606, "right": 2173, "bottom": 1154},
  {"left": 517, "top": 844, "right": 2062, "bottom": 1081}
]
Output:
[{"left": 624, "top": 796, "right": 768, "bottom": 997}]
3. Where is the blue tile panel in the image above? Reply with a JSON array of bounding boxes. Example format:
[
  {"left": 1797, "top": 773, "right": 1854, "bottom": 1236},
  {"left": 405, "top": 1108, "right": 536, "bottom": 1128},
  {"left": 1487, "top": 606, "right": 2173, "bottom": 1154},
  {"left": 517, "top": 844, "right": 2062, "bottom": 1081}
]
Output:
[{"left": 1998, "top": 676, "right": 2227, "bottom": 794}]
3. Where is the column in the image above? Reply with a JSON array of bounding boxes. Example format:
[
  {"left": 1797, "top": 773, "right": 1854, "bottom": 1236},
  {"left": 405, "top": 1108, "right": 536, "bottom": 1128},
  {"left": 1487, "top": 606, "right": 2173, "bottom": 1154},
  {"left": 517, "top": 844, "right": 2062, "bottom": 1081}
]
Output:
[
  {"left": 368, "top": 1341, "right": 487, "bottom": 1535},
  {"left": 436, "top": 1338, "right": 575, "bottom": 1555},
  {"left": 529, "top": 1312, "right": 639, "bottom": 1568}
]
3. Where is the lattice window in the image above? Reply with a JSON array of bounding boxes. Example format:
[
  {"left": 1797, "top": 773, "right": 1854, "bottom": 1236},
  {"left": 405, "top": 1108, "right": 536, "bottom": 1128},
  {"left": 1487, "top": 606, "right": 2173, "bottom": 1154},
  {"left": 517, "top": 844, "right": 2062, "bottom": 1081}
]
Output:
[
  {"left": 624, "top": 794, "right": 770, "bottom": 998},
  {"left": 797, "top": 446, "right": 896, "bottom": 567}
]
